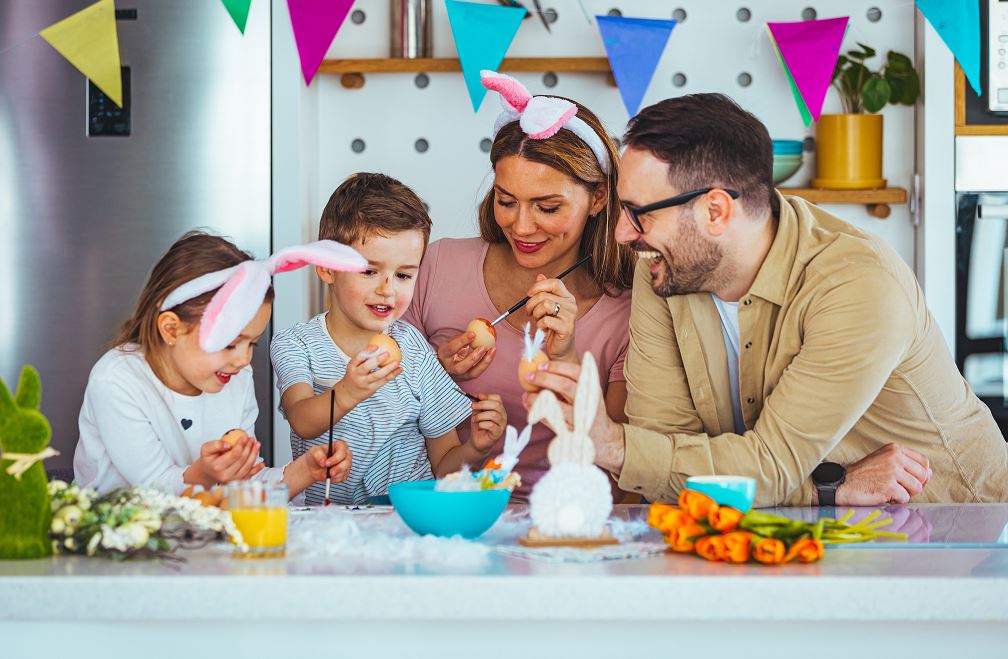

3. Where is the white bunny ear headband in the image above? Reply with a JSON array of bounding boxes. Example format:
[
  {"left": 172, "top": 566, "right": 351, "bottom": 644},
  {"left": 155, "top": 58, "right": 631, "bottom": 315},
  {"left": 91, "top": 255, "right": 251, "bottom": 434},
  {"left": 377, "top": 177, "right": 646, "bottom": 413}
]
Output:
[
  {"left": 480, "top": 70, "right": 612, "bottom": 175},
  {"left": 160, "top": 240, "right": 367, "bottom": 352}
]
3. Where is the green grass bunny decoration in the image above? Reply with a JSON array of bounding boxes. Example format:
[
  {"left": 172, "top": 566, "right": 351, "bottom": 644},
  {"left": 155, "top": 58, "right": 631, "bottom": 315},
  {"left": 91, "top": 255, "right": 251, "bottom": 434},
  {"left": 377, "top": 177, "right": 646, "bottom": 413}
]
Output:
[{"left": 0, "top": 366, "right": 56, "bottom": 559}]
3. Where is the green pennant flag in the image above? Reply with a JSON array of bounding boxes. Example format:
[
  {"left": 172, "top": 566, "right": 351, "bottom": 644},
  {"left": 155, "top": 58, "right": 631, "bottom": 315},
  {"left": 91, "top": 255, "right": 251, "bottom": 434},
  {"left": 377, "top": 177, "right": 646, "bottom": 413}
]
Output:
[{"left": 221, "top": 0, "right": 252, "bottom": 34}]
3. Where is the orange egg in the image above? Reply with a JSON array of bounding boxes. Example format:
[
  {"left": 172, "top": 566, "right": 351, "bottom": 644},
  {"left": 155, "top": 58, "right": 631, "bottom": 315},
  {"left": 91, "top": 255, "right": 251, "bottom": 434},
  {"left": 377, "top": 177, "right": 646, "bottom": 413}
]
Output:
[
  {"left": 466, "top": 318, "right": 497, "bottom": 349},
  {"left": 369, "top": 332, "right": 402, "bottom": 366},
  {"left": 222, "top": 428, "right": 247, "bottom": 448},
  {"left": 518, "top": 350, "right": 549, "bottom": 392}
]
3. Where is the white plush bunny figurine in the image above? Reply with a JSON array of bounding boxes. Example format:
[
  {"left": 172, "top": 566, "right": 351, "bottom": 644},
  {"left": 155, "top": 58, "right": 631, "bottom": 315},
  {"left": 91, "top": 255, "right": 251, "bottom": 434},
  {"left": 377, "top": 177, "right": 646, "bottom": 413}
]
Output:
[{"left": 526, "top": 353, "right": 613, "bottom": 538}]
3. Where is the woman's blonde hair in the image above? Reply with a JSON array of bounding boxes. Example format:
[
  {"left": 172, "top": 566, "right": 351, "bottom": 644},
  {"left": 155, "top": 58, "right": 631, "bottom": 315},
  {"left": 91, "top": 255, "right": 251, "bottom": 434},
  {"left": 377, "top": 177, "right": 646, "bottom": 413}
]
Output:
[
  {"left": 477, "top": 99, "right": 634, "bottom": 294},
  {"left": 113, "top": 231, "right": 273, "bottom": 373}
]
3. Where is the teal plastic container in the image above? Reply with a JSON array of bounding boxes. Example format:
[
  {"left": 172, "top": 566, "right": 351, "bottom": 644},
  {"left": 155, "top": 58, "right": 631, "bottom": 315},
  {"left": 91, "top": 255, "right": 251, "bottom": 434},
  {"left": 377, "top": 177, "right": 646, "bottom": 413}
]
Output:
[
  {"left": 388, "top": 480, "right": 509, "bottom": 538},
  {"left": 772, "top": 139, "right": 804, "bottom": 155},
  {"left": 685, "top": 476, "right": 757, "bottom": 512}
]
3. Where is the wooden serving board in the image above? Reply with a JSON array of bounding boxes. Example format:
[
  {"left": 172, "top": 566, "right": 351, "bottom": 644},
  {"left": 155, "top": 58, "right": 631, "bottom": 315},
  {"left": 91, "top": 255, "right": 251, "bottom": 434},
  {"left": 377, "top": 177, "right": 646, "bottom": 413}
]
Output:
[{"left": 518, "top": 526, "right": 619, "bottom": 548}]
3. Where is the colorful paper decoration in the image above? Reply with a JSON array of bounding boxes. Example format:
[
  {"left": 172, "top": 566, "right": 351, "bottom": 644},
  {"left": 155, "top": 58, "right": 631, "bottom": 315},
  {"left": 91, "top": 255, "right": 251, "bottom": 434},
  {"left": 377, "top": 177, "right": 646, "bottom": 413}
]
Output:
[
  {"left": 766, "top": 17, "right": 849, "bottom": 126},
  {"left": 445, "top": 0, "right": 526, "bottom": 111},
  {"left": 915, "top": 0, "right": 981, "bottom": 95},
  {"left": 595, "top": 15, "right": 676, "bottom": 117},
  {"left": 39, "top": 0, "right": 122, "bottom": 107},
  {"left": 221, "top": 0, "right": 253, "bottom": 34},
  {"left": 287, "top": 0, "right": 356, "bottom": 85}
]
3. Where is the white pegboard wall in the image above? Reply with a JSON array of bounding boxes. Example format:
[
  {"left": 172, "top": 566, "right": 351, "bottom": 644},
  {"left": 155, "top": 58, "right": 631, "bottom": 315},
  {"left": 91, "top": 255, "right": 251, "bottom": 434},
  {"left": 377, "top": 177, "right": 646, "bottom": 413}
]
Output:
[{"left": 309, "top": 0, "right": 917, "bottom": 265}]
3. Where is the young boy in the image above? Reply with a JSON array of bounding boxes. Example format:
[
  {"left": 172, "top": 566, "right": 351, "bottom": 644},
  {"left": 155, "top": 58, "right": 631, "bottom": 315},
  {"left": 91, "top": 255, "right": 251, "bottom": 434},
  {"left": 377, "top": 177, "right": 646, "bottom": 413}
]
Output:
[{"left": 271, "top": 173, "right": 506, "bottom": 505}]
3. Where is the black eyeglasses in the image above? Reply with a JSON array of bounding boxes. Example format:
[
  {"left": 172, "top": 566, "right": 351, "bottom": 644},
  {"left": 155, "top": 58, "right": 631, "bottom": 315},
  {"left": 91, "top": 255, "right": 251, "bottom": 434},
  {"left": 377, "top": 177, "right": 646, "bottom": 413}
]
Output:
[{"left": 620, "top": 187, "right": 740, "bottom": 234}]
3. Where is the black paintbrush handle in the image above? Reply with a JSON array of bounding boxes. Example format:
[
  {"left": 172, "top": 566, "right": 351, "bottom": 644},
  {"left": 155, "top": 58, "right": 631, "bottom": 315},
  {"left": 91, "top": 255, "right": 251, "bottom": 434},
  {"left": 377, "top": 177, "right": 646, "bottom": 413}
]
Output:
[
  {"left": 502, "top": 253, "right": 591, "bottom": 317},
  {"left": 327, "top": 388, "right": 335, "bottom": 457}
]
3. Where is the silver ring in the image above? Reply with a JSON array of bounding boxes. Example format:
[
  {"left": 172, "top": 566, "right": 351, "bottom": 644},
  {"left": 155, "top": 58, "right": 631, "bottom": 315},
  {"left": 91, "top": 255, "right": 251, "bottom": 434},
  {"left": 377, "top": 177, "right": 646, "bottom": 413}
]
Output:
[{"left": 552, "top": 303, "right": 561, "bottom": 316}]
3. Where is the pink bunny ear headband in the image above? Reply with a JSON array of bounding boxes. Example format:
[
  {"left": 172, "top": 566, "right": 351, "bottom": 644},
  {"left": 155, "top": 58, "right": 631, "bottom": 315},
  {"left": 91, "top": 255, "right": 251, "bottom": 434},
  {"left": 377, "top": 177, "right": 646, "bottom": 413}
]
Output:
[
  {"left": 160, "top": 240, "right": 367, "bottom": 352},
  {"left": 480, "top": 70, "right": 611, "bottom": 175}
]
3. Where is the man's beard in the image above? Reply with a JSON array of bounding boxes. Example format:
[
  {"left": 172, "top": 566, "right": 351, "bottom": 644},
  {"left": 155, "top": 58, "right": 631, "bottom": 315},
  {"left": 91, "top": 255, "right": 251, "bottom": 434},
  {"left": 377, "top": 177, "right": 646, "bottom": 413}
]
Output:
[{"left": 641, "top": 212, "right": 722, "bottom": 297}]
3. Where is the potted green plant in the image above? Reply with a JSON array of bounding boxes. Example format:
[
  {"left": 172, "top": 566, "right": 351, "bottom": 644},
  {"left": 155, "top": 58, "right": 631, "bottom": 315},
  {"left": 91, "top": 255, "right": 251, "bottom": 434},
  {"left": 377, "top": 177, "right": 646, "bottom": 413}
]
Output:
[{"left": 813, "top": 44, "right": 920, "bottom": 190}]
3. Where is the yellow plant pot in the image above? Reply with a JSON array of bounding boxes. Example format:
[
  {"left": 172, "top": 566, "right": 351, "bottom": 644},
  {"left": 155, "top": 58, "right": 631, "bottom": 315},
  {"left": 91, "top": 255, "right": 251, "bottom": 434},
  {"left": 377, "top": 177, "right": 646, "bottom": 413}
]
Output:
[{"left": 812, "top": 114, "right": 886, "bottom": 190}]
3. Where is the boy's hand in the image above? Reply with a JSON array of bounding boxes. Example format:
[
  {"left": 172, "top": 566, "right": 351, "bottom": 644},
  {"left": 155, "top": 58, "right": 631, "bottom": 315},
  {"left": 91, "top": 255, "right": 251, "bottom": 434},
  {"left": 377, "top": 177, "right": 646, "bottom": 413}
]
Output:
[
  {"left": 334, "top": 345, "right": 403, "bottom": 407},
  {"left": 469, "top": 393, "right": 506, "bottom": 453},
  {"left": 303, "top": 442, "right": 352, "bottom": 483},
  {"left": 188, "top": 435, "right": 265, "bottom": 488}
]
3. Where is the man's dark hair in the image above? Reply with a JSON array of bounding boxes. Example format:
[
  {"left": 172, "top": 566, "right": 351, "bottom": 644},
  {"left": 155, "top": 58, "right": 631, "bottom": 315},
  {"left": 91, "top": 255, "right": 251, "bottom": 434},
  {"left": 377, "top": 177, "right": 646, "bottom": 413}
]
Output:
[{"left": 623, "top": 93, "right": 776, "bottom": 217}]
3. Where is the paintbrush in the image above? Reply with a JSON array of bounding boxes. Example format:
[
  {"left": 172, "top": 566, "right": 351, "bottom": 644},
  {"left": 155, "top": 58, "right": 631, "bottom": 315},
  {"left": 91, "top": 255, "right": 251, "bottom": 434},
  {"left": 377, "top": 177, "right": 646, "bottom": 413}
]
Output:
[
  {"left": 453, "top": 386, "right": 480, "bottom": 402},
  {"left": 323, "top": 388, "right": 335, "bottom": 506},
  {"left": 489, "top": 253, "right": 591, "bottom": 326}
]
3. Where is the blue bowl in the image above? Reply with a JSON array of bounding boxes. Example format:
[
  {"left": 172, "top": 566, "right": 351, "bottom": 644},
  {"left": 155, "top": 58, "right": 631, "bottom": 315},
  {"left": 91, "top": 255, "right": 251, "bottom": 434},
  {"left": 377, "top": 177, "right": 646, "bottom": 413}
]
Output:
[
  {"left": 388, "top": 480, "right": 509, "bottom": 538},
  {"left": 685, "top": 476, "right": 756, "bottom": 512},
  {"left": 772, "top": 139, "right": 804, "bottom": 155}
]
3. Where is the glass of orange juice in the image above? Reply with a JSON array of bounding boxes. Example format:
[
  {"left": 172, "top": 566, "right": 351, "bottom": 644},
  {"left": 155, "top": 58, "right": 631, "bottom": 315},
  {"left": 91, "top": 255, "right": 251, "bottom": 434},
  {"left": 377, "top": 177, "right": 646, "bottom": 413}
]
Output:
[{"left": 227, "top": 481, "right": 288, "bottom": 558}]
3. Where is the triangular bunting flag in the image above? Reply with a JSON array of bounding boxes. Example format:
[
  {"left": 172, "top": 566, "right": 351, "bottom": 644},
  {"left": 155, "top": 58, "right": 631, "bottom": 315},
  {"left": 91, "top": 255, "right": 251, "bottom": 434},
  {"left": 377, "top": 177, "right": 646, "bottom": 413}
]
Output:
[
  {"left": 595, "top": 15, "right": 676, "bottom": 117},
  {"left": 916, "top": 0, "right": 980, "bottom": 95},
  {"left": 287, "top": 0, "right": 356, "bottom": 85},
  {"left": 767, "top": 17, "right": 848, "bottom": 126},
  {"left": 39, "top": 0, "right": 122, "bottom": 107},
  {"left": 221, "top": 0, "right": 253, "bottom": 34},
  {"left": 766, "top": 26, "right": 813, "bottom": 126},
  {"left": 446, "top": 0, "right": 526, "bottom": 111}
]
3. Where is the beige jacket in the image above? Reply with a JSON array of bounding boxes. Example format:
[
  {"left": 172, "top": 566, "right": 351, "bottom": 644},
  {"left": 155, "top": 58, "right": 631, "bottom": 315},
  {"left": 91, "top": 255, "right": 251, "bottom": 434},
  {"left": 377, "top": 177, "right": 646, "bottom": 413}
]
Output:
[{"left": 619, "top": 193, "right": 1007, "bottom": 506}]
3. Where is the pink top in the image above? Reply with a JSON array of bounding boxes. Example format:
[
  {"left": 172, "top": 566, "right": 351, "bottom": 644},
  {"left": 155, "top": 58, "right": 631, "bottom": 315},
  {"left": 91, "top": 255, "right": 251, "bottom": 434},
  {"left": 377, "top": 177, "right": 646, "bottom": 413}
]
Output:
[{"left": 403, "top": 237, "right": 631, "bottom": 500}]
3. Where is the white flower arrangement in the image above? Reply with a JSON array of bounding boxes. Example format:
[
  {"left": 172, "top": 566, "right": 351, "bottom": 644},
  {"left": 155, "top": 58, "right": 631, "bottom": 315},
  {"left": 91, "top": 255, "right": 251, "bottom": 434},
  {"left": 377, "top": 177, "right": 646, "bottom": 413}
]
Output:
[{"left": 48, "top": 480, "right": 241, "bottom": 560}]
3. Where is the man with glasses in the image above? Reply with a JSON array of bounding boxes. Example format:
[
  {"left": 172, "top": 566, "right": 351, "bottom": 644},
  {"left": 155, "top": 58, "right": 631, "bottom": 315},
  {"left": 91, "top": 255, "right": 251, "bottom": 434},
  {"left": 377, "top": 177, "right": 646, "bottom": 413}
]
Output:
[{"left": 529, "top": 93, "right": 1007, "bottom": 506}]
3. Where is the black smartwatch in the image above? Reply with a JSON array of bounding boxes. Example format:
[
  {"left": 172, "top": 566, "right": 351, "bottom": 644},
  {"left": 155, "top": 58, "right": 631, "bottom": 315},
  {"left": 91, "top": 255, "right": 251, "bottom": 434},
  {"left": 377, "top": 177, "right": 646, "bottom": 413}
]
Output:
[{"left": 812, "top": 462, "right": 846, "bottom": 506}]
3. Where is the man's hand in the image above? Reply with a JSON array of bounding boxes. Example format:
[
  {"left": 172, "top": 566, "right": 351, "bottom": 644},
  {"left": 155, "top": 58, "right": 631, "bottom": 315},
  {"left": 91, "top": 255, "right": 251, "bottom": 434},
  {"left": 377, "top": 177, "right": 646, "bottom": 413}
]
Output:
[
  {"left": 833, "top": 443, "right": 931, "bottom": 505},
  {"left": 521, "top": 360, "right": 626, "bottom": 473}
]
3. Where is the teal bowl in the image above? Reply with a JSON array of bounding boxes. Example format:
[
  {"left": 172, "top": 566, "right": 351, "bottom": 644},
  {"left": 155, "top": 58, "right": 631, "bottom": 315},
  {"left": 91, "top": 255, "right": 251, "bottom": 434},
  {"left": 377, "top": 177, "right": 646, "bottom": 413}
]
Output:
[
  {"left": 772, "top": 139, "right": 804, "bottom": 155},
  {"left": 685, "top": 476, "right": 756, "bottom": 512},
  {"left": 772, "top": 153, "right": 803, "bottom": 184},
  {"left": 388, "top": 480, "right": 509, "bottom": 538}
]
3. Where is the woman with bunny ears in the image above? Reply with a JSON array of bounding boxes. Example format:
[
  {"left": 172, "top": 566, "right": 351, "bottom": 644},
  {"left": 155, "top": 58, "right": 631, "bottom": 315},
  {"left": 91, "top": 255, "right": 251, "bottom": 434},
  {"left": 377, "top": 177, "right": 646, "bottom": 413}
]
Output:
[
  {"left": 403, "top": 71, "right": 636, "bottom": 501},
  {"left": 73, "top": 231, "right": 363, "bottom": 497}
]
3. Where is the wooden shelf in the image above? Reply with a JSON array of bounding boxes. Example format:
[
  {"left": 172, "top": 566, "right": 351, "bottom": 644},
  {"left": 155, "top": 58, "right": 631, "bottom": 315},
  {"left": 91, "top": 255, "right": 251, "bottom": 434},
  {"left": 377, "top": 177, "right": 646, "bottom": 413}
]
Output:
[
  {"left": 779, "top": 187, "right": 908, "bottom": 219},
  {"left": 954, "top": 62, "right": 1008, "bottom": 136},
  {"left": 318, "top": 57, "right": 615, "bottom": 88}
]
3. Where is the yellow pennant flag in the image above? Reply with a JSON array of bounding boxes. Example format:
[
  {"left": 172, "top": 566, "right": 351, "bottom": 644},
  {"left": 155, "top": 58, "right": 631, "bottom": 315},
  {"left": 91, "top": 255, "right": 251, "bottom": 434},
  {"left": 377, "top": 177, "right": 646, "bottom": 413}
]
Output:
[{"left": 40, "top": 0, "right": 122, "bottom": 107}]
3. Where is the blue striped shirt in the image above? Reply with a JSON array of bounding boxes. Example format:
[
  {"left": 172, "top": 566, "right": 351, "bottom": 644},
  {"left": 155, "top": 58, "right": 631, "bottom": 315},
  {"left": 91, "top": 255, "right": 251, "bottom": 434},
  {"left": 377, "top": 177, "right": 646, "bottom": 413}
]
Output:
[{"left": 271, "top": 314, "right": 471, "bottom": 505}]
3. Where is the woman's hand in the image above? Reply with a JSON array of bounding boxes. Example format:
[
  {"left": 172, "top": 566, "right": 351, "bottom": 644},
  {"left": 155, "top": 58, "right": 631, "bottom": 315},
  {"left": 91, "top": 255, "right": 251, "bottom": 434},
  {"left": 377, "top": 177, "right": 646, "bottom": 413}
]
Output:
[
  {"left": 436, "top": 331, "right": 496, "bottom": 381},
  {"left": 187, "top": 435, "right": 265, "bottom": 488},
  {"left": 526, "top": 274, "right": 578, "bottom": 362},
  {"left": 469, "top": 393, "right": 506, "bottom": 453},
  {"left": 334, "top": 345, "right": 402, "bottom": 407}
]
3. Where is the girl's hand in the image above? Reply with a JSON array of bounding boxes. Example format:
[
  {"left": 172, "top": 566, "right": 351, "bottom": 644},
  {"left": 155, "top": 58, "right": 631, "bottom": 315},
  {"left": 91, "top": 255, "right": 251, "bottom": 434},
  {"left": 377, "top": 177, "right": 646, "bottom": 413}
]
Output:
[
  {"left": 334, "top": 345, "right": 402, "bottom": 407},
  {"left": 436, "top": 331, "right": 496, "bottom": 381},
  {"left": 187, "top": 435, "right": 265, "bottom": 488},
  {"left": 526, "top": 274, "right": 578, "bottom": 362},
  {"left": 302, "top": 442, "right": 352, "bottom": 483},
  {"left": 469, "top": 393, "right": 506, "bottom": 453}
]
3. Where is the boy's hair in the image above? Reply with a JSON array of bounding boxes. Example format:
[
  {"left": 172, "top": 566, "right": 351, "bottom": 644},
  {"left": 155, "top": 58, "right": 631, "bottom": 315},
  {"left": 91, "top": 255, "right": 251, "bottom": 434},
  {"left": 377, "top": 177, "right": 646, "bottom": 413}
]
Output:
[
  {"left": 319, "top": 173, "right": 432, "bottom": 247},
  {"left": 113, "top": 231, "right": 274, "bottom": 367},
  {"left": 623, "top": 93, "right": 776, "bottom": 217},
  {"left": 477, "top": 98, "right": 635, "bottom": 295}
]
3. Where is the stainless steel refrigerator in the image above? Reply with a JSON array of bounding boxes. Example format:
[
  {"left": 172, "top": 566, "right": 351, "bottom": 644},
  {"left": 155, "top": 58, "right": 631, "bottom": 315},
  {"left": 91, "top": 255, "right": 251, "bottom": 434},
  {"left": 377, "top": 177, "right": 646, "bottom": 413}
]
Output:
[{"left": 0, "top": 1, "right": 273, "bottom": 475}]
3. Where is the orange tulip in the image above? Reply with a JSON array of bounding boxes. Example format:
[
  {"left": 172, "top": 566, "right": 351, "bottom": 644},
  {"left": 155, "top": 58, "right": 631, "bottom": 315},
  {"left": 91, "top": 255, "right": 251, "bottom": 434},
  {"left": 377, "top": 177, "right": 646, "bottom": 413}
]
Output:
[
  {"left": 722, "top": 531, "right": 754, "bottom": 563},
  {"left": 694, "top": 534, "right": 727, "bottom": 562},
  {"left": 708, "top": 506, "right": 743, "bottom": 532},
  {"left": 753, "top": 537, "right": 786, "bottom": 565},
  {"left": 678, "top": 489, "right": 719, "bottom": 520},
  {"left": 647, "top": 503, "right": 679, "bottom": 529},
  {"left": 669, "top": 523, "right": 708, "bottom": 553},
  {"left": 784, "top": 537, "right": 825, "bottom": 563},
  {"left": 649, "top": 508, "right": 696, "bottom": 536}
]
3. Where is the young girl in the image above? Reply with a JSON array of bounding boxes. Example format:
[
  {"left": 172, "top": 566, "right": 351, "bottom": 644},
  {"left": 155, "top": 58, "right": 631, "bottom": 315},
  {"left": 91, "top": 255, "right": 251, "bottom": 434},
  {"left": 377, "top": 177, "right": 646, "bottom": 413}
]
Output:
[{"left": 73, "top": 231, "right": 364, "bottom": 497}]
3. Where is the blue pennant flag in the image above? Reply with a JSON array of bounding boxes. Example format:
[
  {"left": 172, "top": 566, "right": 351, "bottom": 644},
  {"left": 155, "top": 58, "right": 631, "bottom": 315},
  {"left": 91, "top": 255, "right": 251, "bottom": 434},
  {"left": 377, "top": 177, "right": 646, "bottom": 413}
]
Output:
[
  {"left": 446, "top": 0, "right": 527, "bottom": 111},
  {"left": 916, "top": 0, "right": 980, "bottom": 95},
  {"left": 596, "top": 15, "right": 677, "bottom": 117}
]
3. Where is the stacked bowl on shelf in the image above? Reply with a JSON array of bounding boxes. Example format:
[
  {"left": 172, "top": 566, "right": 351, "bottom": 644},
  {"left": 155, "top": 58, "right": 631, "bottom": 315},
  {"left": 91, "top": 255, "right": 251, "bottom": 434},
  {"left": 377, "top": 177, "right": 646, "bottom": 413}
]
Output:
[{"left": 772, "top": 140, "right": 804, "bottom": 185}]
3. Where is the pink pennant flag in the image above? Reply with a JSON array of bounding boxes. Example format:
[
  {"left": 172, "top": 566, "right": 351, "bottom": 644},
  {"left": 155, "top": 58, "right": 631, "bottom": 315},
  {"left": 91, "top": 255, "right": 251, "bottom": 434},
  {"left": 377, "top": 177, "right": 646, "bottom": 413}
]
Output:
[
  {"left": 767, "top": 16, "right": 848, "bottom": 122},
  {"left": 287, "top": 0, "right": 355, "bottom": 85}
]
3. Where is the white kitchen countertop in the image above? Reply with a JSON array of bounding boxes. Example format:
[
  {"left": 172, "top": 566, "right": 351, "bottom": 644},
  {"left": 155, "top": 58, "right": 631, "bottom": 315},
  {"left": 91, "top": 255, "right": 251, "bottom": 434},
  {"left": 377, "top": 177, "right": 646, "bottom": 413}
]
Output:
[{"left": 2, "top": 504, "right": 1007, "bottom": 659}]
